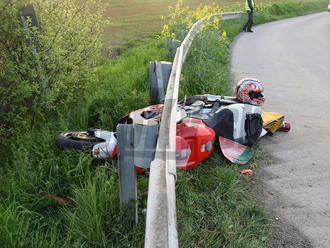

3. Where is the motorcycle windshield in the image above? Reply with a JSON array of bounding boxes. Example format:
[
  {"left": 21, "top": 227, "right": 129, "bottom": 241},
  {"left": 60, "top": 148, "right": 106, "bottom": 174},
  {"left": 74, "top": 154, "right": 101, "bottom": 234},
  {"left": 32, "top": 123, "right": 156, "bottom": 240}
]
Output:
[{"left": 218, "top": 136, "right": 253, "bottom": 164}]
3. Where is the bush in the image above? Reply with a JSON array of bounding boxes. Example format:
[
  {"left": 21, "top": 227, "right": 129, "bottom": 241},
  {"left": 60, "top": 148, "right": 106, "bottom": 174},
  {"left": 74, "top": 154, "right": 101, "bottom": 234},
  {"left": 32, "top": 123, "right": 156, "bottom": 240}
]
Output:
[{"left": 0, "top": 0, "right": 107, "bottom": 138}]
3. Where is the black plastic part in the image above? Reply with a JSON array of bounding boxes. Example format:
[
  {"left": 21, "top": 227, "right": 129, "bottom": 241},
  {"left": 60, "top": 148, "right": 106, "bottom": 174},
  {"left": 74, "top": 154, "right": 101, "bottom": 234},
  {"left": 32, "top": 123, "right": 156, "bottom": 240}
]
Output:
[
  {"left": 204, "top": 109, "right": 234, "bottom": 140},
  {"left": 141, "top": 110, "right": 161, "bottom": 120},
  {"left": 209, "top": 100, "right": 221, "bottom": 114},
  {"left": 179, "top": 95, "right": 207, "bottom": 105},
  {"left": 245, "top": 113, "right": 263, "bottom": 144},
  {"left": 113, "top": 115, "right": 133, "bottom": 132}
]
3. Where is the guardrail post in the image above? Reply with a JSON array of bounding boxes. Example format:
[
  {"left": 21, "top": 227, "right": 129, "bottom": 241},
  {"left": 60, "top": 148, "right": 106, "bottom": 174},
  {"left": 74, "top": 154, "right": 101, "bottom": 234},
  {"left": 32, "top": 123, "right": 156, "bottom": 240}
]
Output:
[
  {"left": 117, "top": 124, "right": 159, "bottom": 224},
  {"left": 149, "top": 61, "right": 173, "bottom": 103},
  {"left": 117, "top": 124, "right": 138, "bottom": 223}
]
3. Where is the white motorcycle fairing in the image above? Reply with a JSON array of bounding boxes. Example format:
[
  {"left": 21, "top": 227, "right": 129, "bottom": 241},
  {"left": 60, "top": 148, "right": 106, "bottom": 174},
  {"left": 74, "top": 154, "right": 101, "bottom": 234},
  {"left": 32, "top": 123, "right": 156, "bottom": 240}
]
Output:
[{"left": 92, "top": 130, "right": 117, "bottom": 159}]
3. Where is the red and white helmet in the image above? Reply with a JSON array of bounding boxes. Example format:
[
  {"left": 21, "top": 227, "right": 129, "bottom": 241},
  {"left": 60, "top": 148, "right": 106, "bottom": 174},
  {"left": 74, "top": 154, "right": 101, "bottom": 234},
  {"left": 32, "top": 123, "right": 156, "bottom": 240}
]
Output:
[{"left": 236, "top": 78, "right": 265, "bottom": 106}]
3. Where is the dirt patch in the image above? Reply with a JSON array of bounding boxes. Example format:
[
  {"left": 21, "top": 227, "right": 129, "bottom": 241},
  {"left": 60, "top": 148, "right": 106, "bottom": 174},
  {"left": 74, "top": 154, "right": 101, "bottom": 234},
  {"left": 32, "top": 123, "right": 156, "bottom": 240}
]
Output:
[
  {"left": 254, "top": 158, "right": 312, "bottom": 248},
  {"left": 269, "top": 218, "right": 312, "bottom": 248}
]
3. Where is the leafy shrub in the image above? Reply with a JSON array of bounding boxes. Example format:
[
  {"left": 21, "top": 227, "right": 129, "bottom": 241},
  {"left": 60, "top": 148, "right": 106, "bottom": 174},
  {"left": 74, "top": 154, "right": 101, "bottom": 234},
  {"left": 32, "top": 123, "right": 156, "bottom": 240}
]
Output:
[
  {"left": 160, "top": 0, "right": 231, "bottom": 98},
  {"left": 0, "top": 0, "right": 107, "bottom": 138},
  {"left": 161, "top": 0, "right": 224, "bottom": 40}
]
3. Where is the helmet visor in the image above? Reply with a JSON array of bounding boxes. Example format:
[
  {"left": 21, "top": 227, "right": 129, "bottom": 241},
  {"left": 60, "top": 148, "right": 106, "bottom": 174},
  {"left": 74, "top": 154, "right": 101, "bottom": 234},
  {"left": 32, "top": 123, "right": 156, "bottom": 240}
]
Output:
[{"left": 248, "top": 91, "right": 264, "bottom": 99}]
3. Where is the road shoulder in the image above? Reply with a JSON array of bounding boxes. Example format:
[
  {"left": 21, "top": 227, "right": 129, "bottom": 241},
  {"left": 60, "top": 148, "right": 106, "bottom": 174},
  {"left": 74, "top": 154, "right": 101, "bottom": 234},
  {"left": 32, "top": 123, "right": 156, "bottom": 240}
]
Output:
[{"left": 254, "top": 157, "right": 312, "bottom": 248}]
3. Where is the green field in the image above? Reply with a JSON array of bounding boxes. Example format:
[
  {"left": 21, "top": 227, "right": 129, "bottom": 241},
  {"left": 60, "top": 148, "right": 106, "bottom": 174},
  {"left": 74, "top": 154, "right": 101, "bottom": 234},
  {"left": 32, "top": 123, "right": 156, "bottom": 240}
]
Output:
[
  {"left": 103, "top": 0, "right": 296, "bottom": 49},
  {"left": 105, "top": 0, "right": 215, "bottom": 47}
]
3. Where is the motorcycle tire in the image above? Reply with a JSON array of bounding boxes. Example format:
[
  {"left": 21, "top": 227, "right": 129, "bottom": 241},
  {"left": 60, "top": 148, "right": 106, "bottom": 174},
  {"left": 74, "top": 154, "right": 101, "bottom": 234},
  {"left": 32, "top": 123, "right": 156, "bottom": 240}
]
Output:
[{"left": 56, "top": 130, "right": 105, "bottom": 151}]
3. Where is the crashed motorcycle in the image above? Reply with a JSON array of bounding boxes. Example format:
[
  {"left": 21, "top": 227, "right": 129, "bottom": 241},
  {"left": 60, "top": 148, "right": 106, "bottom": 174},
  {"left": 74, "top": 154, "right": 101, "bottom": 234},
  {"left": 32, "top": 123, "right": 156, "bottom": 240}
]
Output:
[{"left": 56, "top": 78, "right": 290, "bottom": 168}]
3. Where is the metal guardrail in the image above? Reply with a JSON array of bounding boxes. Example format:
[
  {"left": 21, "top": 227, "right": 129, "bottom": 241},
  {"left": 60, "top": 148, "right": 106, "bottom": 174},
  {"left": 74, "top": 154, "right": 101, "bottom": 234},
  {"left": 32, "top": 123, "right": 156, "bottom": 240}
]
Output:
[{"left": 144, "top": 11, "right": 244, "bottom": 248}]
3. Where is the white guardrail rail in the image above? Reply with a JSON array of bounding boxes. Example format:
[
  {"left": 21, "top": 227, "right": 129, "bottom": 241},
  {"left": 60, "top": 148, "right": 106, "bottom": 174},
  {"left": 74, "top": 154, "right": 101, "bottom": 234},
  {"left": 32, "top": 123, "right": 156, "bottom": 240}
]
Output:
[{"left": 144, "top": 11, "right": 244, "bottom": 248}]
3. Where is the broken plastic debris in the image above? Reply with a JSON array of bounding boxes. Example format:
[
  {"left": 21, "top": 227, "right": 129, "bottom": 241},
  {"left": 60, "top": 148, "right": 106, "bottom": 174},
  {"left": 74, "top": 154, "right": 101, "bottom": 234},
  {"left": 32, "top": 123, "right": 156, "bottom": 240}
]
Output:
[
  {"left": 40, "top": 193, "right": 68, "bottom": 205},
  {"left": 219, "top": 136, "right": 253, "bottom": 164},
  {"left": 278, "top": 122, "right": 291, "bottom": 132},
  {"left": 240, "top": 169, "right": 253, "bottom": 174},
  {"left": 262, "top": 112, "right": 285, "bottom": 133}
]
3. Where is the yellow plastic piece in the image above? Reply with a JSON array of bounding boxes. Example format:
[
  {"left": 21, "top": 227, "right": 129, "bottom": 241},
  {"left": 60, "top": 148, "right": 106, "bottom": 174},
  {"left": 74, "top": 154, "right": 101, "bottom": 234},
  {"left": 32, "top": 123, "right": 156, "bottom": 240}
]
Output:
[{"left": 262, "top": 112, "right": 285, "bottom": 133}]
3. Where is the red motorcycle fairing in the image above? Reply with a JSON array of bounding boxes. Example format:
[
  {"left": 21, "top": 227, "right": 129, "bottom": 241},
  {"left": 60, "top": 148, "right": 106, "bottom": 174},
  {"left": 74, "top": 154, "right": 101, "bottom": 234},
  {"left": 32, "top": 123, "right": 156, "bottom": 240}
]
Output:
[
  {"left": 176, "top": 118, "right": 215, "bottom": 170},
  {"left": 121, "top": 105, "right": 216, "bottom": 170}
]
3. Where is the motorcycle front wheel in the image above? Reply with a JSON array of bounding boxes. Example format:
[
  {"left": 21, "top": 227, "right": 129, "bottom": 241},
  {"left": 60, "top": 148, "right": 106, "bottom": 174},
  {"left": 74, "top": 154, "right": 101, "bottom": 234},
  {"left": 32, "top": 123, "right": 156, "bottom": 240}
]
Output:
[{"left": 56, "top": 130, "right": 105, "bottom": 151}]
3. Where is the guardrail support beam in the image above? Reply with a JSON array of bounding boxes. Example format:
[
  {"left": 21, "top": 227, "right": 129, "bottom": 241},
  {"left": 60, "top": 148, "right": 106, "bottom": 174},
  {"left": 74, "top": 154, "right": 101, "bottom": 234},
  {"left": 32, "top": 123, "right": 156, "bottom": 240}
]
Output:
[{"left": 117, "top": 124, "right": 138, "bottom": 223}]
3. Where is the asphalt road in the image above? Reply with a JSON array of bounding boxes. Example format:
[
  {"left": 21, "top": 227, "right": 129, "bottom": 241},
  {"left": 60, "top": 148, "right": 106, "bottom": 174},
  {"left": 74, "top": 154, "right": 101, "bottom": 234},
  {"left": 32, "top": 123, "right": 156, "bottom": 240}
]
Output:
[{"left": 230, "top": 12, "right": 330, "bottom": 248}]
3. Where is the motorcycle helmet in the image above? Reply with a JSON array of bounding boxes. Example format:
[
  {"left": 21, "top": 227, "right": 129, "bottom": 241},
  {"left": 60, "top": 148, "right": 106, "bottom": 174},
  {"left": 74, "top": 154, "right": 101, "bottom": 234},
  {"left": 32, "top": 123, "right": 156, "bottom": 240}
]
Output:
[{"left": 236, "top": 78, "right": 265, "bottom": 106}]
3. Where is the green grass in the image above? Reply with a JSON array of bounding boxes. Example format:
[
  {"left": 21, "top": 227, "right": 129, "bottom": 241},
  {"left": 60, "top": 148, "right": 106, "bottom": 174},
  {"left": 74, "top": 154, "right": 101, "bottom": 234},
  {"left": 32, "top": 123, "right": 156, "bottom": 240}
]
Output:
[
  {"left": 0, "top": 0, "right": 328, "bottom": 247},
  {"left": 77, "top": 39, "right": 166, "bottom": 129},
  {"left": 175, "top": 153, "right": 270, "bottom": 247}
]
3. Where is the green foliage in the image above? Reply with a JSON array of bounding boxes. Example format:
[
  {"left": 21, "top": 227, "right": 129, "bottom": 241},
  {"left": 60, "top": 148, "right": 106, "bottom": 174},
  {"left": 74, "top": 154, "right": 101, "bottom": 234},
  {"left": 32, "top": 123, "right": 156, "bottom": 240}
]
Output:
[
  {"left": 0, "top": 1, "right": 38, "bottom": 136},
  {"left": 181, "top": 29, "right": 230, "bottom": 97},
  {"left": 0, "top": 124, "right": 145, "bottom": 247},
  {"left": 0, "top": 38, "right": 165, "bottom": 247},
  {"left": 71, "top": 39, "right": 165, "bottom": 130},
  {"left": 0, "top": 0, "right": 107, "bottom": 138},
  {"left": 0, "top": 203, "right": 31, "bottom": 248},
  {"left": 268, "top": 4, "right": 286, "bottom": 15},
  {"left": 258, "top": 0, "right": 329, "bottom": 22}
]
